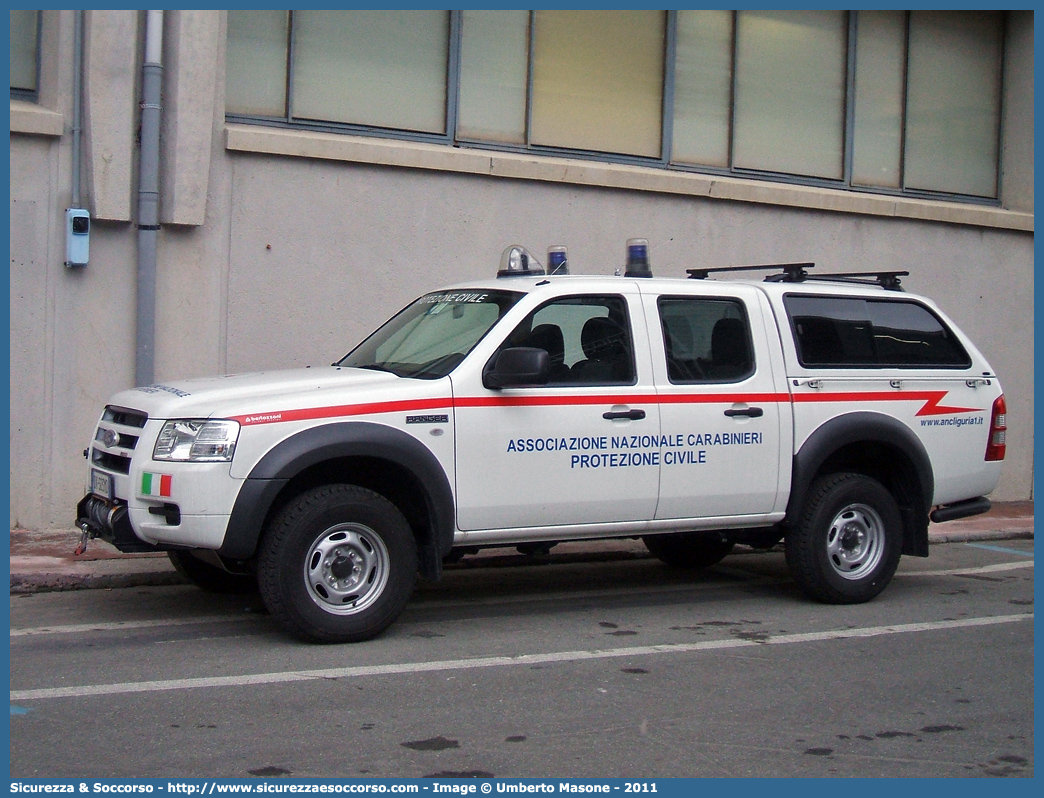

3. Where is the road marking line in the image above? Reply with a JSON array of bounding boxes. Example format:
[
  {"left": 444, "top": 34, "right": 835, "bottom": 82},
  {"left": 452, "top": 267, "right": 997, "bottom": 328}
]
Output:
[
  {"left": 10, "top": 612, "right": 1031, "bottom": 702},
  {"left": 963, "top": 543, "right": 1034, "bottom": 558}
]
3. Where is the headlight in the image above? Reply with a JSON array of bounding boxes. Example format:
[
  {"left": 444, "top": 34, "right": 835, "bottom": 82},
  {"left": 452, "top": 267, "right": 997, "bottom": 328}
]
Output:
[{"left": 153, "top": 419, "right": 240, "bottom": 462}]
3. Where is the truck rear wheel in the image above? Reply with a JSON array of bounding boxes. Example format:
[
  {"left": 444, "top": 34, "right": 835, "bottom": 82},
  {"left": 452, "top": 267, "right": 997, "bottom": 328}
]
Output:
[
  {"left": 257, "top": 484, "right": 418, "bottom": 643},
  {"left": 785, "top": 472, "right": 902, "bottom": 604},
  {"left": 642, "top": 531, "right": 734, "bottom": 569}
]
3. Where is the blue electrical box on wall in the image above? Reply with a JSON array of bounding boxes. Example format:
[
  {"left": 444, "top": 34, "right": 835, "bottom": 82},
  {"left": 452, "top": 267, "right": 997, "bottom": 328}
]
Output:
[{"left": 65, "top": 208, "right": 90, "bottom": 267}]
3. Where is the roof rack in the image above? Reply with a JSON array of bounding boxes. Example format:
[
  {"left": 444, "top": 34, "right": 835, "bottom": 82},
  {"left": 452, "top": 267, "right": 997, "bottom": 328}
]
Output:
[
  {"left": 803, "top": 271, "right": 909, "bottom": 291},
  {"left": 686, "top": 262, "right": 814, "bottom": 282},
  {"left": 686, "top": 262, "right": 908, "bottom": 291}
]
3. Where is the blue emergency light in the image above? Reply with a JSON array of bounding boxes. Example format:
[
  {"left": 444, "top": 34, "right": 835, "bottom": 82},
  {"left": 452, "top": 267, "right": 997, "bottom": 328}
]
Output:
[
  {"left": 624, "top": 238, "right": 652, "bottom": 278},
  {"left": 547, "top": 245, "right": 569, "bottom": 275}
]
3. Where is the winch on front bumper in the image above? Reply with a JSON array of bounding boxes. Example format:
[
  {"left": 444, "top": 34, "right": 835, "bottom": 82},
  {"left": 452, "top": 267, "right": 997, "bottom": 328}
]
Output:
[{"left": 76, "top": 493, "right": 167, "bottom": 553}]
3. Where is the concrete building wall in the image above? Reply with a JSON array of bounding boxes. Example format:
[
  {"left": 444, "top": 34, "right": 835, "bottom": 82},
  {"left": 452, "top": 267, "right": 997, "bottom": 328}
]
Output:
[
  {"left": 10, "top": 139, "right": 58, "bottom": 530},
  {"left": 9, "top": 10, "right": 1035, "bottom": 532}
]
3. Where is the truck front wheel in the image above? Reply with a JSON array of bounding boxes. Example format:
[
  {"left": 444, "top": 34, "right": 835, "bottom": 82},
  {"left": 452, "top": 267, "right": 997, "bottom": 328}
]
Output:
[
  {"left": 257, "top": 484, "right": 418, "bottom": 643},
  {"left": 785, "top": 472, "right": 902, "bottom": 604}
]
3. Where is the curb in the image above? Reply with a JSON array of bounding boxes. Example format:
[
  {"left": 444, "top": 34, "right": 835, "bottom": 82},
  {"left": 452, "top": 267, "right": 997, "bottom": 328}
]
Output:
[
  {"left": 10, "top": 570, "right": 187, "bottom": 595},
  {"left": 926, "top": 528, "right": 1034, "bottom": 545}
]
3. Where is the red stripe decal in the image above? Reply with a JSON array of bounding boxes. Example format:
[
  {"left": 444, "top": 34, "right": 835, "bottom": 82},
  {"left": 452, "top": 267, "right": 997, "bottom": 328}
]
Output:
[
  {"left": 160, "top": 474, "right": 173, "bottom": 497},
  {"left": 231, "top": 398, "right": 454, "bottom": 426},
  {"left": 453, "top": 394, "right": 657, "bottom": 409},
  {"left": 792, "top": 390, "right": 979, "bottom": 416},
  {"left": 230, "top": 389, "right": 978, "bottom": 426},
  {"left": 659, "top": 392, "right": 791, "bottom": 405}
]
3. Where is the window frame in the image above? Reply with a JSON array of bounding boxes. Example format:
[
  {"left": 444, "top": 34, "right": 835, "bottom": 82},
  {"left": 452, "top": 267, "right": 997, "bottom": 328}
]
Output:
[
  {"left": 489, "top": 293, "right": 638, "bottom": 387},
  {"left": 783, "top": 293, "right": 973, "bottom": 370},
  {"left": 657, "top": 295, "right": 756, "bottom": 385},
  {"left": 10, "top": 9, "right": 41, "bottom": 102},
  {"left": 224, "top": 9, "right": 1006, "bottom": 207}
]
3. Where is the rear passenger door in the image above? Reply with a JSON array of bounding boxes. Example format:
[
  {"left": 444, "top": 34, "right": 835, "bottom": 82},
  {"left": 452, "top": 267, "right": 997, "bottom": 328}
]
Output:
[{"left": 645, "top": 285, "right": 787, "bottom": 520}]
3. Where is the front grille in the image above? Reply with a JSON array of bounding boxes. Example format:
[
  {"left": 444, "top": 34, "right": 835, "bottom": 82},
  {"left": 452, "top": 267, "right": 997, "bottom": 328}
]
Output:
[
  {"left": 94, "top": 427, "right": 140, "bottom": 450},
  {"left": 103, "top": 405, "right": 148, "bottom": 428},
  {"left": 92, "top": 449, "right": 131, "bottom": 474},
  {"left": 92, "top": 405, "right": 148, "bottom": 476}
]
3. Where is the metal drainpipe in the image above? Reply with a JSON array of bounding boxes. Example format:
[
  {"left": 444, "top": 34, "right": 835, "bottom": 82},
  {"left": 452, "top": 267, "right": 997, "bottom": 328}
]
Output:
[
  {"left": 136, "top": 9, "right": 163, "bottom": 387},
  {"left": 71, "top": 10, "right": 83, "bottom": 207}
]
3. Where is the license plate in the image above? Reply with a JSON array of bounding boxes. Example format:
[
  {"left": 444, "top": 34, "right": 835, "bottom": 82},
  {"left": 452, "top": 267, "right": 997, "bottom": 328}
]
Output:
[{"left": 90, "top": 469, "right": 114, "bottom": 500}]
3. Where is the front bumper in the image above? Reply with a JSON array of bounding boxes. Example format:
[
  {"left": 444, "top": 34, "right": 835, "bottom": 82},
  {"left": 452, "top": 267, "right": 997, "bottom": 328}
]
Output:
[{"left": 76, "top": 493, "right": 169, "bottom": 553}]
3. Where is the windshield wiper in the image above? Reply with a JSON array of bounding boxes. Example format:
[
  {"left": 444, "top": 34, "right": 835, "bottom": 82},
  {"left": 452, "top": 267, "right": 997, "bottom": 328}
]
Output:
[{"left": 354, "top": 363, "right": 397, "bottom": 375}]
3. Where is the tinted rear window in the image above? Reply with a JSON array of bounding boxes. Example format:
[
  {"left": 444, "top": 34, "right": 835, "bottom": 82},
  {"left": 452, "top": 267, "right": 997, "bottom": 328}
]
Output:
[{"left": 784, "top": 295, "right": 971, "bottom": 369}]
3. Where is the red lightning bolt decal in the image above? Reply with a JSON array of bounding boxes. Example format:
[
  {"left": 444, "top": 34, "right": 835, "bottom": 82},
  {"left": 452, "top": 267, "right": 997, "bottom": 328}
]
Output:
[
  {"left": 792, "top": 390, "right": 980, "bottom": 416},
  {"left": 911, "top": 391, "right": 981, "bottom": 416}
]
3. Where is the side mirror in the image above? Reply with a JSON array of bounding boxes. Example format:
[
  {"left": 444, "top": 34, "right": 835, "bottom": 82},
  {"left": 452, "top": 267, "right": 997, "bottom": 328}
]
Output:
[{"left": 483, "top": 347, "right": 550, "bottom": 389}]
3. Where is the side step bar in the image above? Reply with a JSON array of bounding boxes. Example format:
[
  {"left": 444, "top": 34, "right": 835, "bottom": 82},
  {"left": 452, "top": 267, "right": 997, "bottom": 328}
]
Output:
[{"left": 930, "top": 497, "right": 992, "bottom": 524}]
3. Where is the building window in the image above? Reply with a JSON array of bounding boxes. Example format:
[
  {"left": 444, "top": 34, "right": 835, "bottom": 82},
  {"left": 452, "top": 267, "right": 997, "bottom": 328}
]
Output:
[
  {"left": 732, "top": 10, "right": 847, "bottom": 180},
  {"left": 10, "top": 10, "right": 39, "bottom": 100},
  {"left": 226, "top": 10, "right": 1007, "bottom": 204},
  {"left": 226, "top": 9, "right": 450, "bottom": 134},
  {"left": 225, "top": 10, "right": 287, "bottom": 118},
  {"left": 671, "top": 10, "right": 732, "bottom": 168},
  {"left": 851, "top": 11, "right": 906, "bottom": 189},
  {"left": 294, "top": 10, "right": 449, "bottom": 134},
  {"left": 904, "top": 11, "right": 1004, "bottom": 198},
  {"left": 457, "top": 10, "right": 528, "bottom": 144},
  {"left": 530, "top": 10, "right": 666, "bottom": 158}
]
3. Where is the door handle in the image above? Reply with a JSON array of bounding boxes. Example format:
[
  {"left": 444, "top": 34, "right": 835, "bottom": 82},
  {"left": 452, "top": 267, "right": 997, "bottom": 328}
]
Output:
[
  {"left": 724, "top": 406, "right": 763, "bottom": 418},
  {"left": 603, "top": 409, "right": 646, "bottom": 421}
]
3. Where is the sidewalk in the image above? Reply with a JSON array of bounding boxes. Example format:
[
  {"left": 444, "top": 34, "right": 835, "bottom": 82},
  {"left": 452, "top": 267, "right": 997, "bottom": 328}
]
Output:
[{"left": 9, "top": 501, "right": 1033, "bottom": 594}]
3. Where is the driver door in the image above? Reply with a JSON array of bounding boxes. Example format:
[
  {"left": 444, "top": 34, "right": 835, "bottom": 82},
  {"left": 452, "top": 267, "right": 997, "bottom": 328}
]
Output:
[{"left": 453, "top": 289, "right": 660, "bottom": 532}]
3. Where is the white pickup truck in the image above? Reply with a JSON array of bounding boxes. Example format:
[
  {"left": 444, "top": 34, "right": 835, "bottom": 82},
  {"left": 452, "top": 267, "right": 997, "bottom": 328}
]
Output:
[{"left": 77, "top": 245, "right": 1006, "bottom": 642}]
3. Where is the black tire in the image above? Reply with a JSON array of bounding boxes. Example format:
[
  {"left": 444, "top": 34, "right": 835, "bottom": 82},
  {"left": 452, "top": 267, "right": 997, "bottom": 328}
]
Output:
[
  {"left": 167, "top": 550, "right": 257, "bottom": 594},
  {"left": 257, "top": 484, "right": 418, "bottom": 643},
  {"left": 785, "top": 472, "right": 903, "bottom": 604},
  {"left": 642, "top": 531, "right": 734, "bottom": 569}
]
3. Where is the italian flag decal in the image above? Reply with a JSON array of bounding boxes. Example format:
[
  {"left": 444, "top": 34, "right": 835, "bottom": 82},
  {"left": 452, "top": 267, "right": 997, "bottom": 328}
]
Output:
[{"left": 141, "top": 472, "right": 172, "bottom": 498}]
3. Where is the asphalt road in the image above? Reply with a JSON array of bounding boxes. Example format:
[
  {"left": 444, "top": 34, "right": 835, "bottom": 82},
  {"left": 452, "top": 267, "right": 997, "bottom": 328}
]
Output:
[{"left": 9, "top": 540, "right": 1034, "bottom": 779}]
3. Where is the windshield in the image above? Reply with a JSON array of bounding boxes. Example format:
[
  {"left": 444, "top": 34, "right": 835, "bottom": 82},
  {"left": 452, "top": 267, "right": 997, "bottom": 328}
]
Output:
[{"left": 338, "top": 289, "right": 524, "bottom": 379}]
